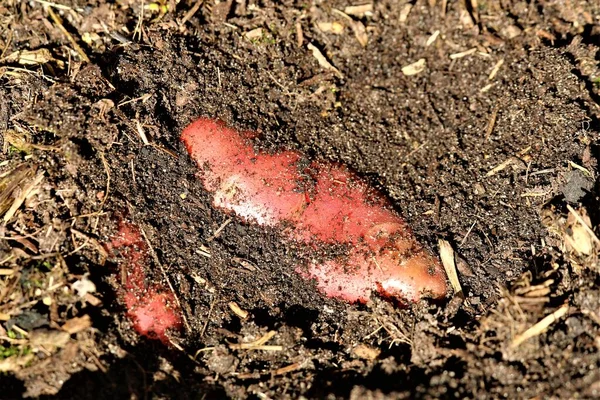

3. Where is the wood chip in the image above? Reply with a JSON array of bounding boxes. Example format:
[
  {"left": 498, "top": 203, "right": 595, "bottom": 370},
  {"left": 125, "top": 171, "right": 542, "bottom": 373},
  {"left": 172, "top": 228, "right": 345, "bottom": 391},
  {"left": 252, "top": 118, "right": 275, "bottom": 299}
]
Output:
[
  {"left": 62, "top": 315, "right": 92, "bottom": 334},
  {"left": 426, "top": 30, "right": 440, "bottom": 47},
  {"left": 536, "top": 29, "right": 556, "bottom": 41},
  {"left": 352, "top": 344, "right": 380, "bottom": 360},
  {"left": 317, "top": 21, "right": 344, "bottom": 34},
  {"left": 83, "top": 293, "right": 102, "bottom": 306},
  {"left": 72, "top": 277, "right": 97, "bottom": 297},
  {"left": 197, "top": 244, "right": 211, "bottom": 257},
  {"left": 344, "top": 3, "right": 373, "bottom": 17},
  {"left": 307, "top": 43, "right": 343, "bottom": 78},
  {"left": 399, "top": 3, "right": 413, "bottom": 22},
  {"left": 0, "top": 165, "right": 35, "bottom": 218},
  {"left": 228, "top": 301, "right": 249, "bottom": 319},
  {"left": 135, "top": 120, "right": 149, "bottom": 145},
  {"left": 401, "top": 58, "right": 426, "bottom": 76},
  {"left": 351, "top": 20, "right": 368, "bottom": 47},
  {"left": 244, "top": 28, "right": 263, "bottom": 40},
  {"left": 29, "top": 329, "right": 70, "bottom": 349},
  {"left": 480, "top": 83, "right": 495, "bottom": 93},
  {"left": 439, "top": 239, "right": 463, "bottom": 297},
  {"left": 449, "top": 48, "right": 477, "bottom": 60},
  {"left": 295, "top": 21, "right": 304, "bottom": 47},
  {"left": 484, "top": 106, "right": 499, "bottom": 140}
]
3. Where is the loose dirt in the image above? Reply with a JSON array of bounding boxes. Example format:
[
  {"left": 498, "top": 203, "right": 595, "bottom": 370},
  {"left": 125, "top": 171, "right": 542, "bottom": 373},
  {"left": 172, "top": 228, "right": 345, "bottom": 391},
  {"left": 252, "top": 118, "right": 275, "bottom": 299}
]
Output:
[{"left": 0, "top": 0, "right": 599, "bottom": 399}]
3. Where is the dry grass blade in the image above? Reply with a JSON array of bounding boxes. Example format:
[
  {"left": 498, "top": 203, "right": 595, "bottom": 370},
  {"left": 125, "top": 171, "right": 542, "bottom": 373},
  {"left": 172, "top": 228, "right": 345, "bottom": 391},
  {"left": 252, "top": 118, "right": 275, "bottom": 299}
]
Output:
[
  {"left": 3, "top": 130, "right": 32, "bottom": 154},
  {"left": 229, "top": 330, "right": 282, "bottom": 351},
  {"left": 47, "top": 7, "right": 90, "bottom": 63},
  {"left": 97, "top": 152, "right": 110, "bottom": 211},
  {"left": 3, "top": 169, "right": 44, "bottom": 223},
  {"left": 0, "top": 49, "right": 54, "bottom": 65},
  {"left": 135, "top": 120, "right": 149, "bottom": 145},
  {"left": 568, "top": 161, "right": 593, "bottom": 178},
  {"left": 0, "top": 165, "right": 34, "bottom": 217},
  {"left": 4, "top": 129, "right": 60, "bottom": 153}
]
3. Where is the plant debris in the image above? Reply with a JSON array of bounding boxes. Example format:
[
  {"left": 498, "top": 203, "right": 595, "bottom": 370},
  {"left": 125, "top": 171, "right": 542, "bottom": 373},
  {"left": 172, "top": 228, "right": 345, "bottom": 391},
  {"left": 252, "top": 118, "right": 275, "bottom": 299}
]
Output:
[{"left": 0, "top": 0, "right": 599, "bottom": 398}]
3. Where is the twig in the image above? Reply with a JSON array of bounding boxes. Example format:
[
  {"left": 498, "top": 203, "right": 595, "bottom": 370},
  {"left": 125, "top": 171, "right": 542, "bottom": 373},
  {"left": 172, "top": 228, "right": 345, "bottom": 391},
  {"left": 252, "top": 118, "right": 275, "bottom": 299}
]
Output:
[
  {"left": 200, "top": 296, "right": 217, "bottom": 337},
  {"left": 510, "top": 303, "right": 569, "bottom": 348},
  {"left": 0, "top": 227, "right": 45, "bottom": 241},
  {"left": 459, "top": 222, "right": 476, "bottom": 247},
  {"left": 272, "top": 361, "right": 304, "bottom": 376},
  {"left": 179, "top": 0, "right": 204, "bottom": 26}
]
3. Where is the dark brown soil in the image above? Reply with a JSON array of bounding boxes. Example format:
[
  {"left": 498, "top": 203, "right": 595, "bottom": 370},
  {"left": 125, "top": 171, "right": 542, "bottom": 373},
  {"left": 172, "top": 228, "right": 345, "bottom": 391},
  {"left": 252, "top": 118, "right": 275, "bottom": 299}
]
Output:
[{"left": 1, "top": 0, "right": 599, "bottom": 399}]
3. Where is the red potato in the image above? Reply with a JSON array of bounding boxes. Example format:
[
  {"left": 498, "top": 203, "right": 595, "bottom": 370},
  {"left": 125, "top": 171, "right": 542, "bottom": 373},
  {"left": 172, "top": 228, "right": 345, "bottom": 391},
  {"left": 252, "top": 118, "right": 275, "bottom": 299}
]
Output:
[
  {"left": 107, "top": 222, "right": 182, "bottom": 344},
  {"left": 182, "top": 118, "right": 447, "bottom": 303}
]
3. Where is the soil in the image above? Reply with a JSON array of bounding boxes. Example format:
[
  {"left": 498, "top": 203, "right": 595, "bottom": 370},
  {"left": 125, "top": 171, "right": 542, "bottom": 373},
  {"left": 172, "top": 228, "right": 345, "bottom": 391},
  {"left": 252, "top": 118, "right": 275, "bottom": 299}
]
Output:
[{"left": 0, "top": 0, "right": 599, "bottom": 399}]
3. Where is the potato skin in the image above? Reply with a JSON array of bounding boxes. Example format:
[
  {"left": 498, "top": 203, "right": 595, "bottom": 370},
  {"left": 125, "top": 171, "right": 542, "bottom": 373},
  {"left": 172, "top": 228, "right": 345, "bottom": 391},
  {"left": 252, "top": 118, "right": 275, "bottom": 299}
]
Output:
[
  {"left": 182, "top": 118, "right": 447, "bottom": 303},
  {"left": 108, "top": 222, "right": 182, "bottom": 344}
]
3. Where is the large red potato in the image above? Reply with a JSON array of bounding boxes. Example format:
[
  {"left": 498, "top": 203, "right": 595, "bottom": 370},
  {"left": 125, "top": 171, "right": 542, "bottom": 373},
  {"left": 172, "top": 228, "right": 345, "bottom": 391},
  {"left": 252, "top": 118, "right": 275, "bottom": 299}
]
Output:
[{"left": 182, "top": 118, "right": 447, "bottom": 304}]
